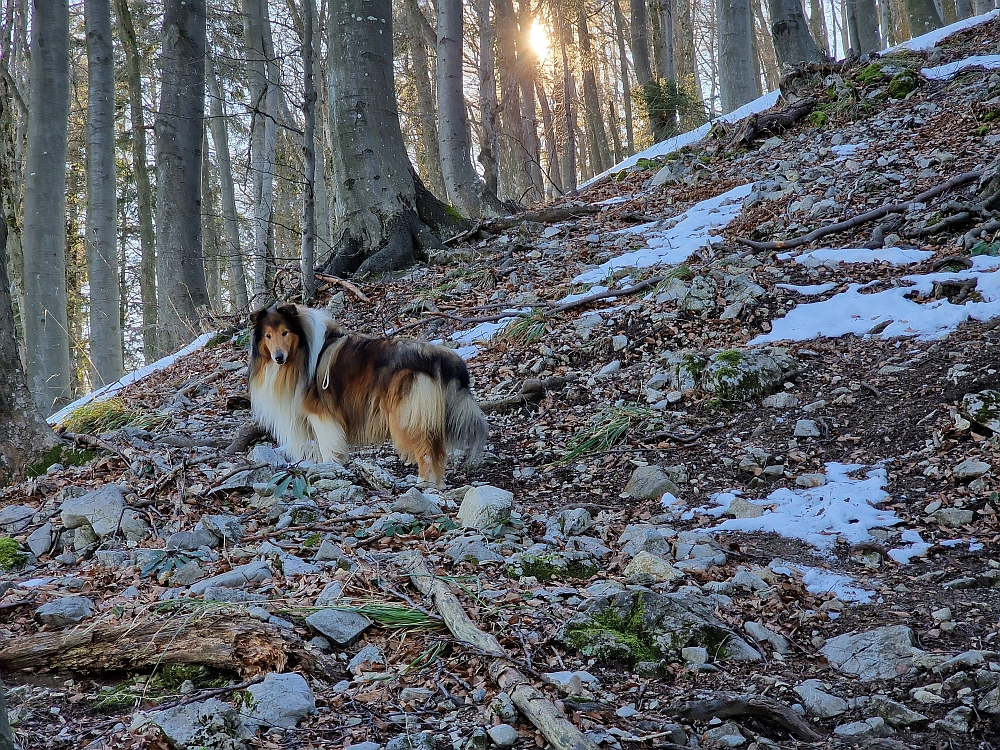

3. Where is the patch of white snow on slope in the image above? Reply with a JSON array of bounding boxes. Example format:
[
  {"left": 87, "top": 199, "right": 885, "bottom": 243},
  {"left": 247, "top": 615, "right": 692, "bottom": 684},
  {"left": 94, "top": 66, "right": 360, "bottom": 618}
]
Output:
[
  {"left": 889, "top": 9, "right": 1000, "bottom": 52},
  {"left": 48, "top": 331, "right": 219, "bottom": 426},
  {"left": 752, "top": 255, "right": 1000, "bottom": 344},
  {"left": 769, "top": 559, "right": 875, "bottom": 604},
  {"left": 922, "top": 54, "right": 1000, "bottom": 80},
  {"left": 779, "top": 247, "right": 934, "bottom": 266},
  {"left": 573, "top": 184, "right": 752, "bottom": 284}
]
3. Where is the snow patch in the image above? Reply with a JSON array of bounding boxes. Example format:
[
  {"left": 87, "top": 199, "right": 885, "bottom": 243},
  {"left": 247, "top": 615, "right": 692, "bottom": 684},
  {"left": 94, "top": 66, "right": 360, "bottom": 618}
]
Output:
[
  {"left": 559, "top": 285, "right": 610, "bottom": 304},
  {"left": 888, "top": 530, "right": 932, "bottom": 564},
  {"left": 48, "top": 331, "right": 219, "bottom": 427},
  {"left": 776, "top": 282, "right": 839, "bottom": 295},
  {"left": 769, "top": 559, "right": 875, "bottom": 604},
  {"left": 922, "top": 54, "right": 1000, "bottom": 80},
  {"left": 782, "top": 247, "right": 934, "bottom": 266},
  {"left": 889, "top": 9, "right": 1000, "bottom": 53},
  {"left": 573, "top": 183, "right": 753, "bottom": 284}
]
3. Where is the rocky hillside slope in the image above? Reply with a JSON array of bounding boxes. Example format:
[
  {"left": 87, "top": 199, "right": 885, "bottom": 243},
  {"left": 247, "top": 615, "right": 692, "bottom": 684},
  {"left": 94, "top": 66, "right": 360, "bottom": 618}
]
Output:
[{"left": 4, "top": 13, "right": 1000, "bottom": 750}]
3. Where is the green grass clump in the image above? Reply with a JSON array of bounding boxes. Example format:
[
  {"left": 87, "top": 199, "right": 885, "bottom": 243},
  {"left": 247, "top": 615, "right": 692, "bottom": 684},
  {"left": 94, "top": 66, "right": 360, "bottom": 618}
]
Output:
[
  {"left": 500, "top": 309, "right": 548, "bottom": 345},
  {"left": 561, "top": 404, "right": 653, "bottom": 464},
  {"left": 0, "top": 537, "right": 27, "bottom": 570},
  {"left": 60, "top": 397, "right": 171, "bottom": 435}
]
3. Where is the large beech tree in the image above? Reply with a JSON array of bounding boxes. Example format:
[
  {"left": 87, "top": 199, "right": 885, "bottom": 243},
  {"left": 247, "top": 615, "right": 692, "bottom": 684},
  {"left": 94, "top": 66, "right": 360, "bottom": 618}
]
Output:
[{"left": 321, "top": 0, "right": 465, "bottom": 277}]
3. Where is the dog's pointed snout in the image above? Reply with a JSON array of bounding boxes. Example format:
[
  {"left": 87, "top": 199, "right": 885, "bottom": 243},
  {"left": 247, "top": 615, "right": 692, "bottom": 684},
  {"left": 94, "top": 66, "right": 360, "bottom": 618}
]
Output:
[{"left": 274, "top": 353, "right": 286, "bottom": 364}]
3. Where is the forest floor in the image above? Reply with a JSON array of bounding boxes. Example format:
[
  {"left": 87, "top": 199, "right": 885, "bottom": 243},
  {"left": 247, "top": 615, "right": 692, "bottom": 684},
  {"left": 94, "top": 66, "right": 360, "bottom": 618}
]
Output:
[{"left": 5, "top": 13, "right": 1000, "bottom": 750}]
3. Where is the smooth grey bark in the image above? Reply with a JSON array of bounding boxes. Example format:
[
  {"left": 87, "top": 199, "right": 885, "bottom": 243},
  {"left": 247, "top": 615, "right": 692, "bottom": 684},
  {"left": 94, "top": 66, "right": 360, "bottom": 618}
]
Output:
[
  {"left": 205, "top": 56, "right": 249, "bottom": 310},
  {"left": 578, "top": 7, "right": 611, "bottom": 175},
  {"left": 477, "top": 0, "right": 501, "bottom": 195},
  {"left": 955, "top": 0, "right": 971, "bottom": 19},
  {"left": 403, "top": 0, "right": 447, "bottom": 200},
  {"left": 658, "top": 0, "right": 677, "bottom": 81},
  {"left": 904, "top": 0, "right": 943, "bottom": 35},
  {"left": 437, "top": 0, "right": 503, "bottom": 217},
  {"left": 808, "top": 0, "right": 832, "bottom": 54},
  {"left": 558, "top": 11, "right": 577, "bottom": 193},
  {"left": 85, "top": 0, "right": 124, "bottom": 387},
  {"left": 301, "top": 0, "right": 317, "bottom": 301},
  {"left": 322, "top": 0, "right": 462, "bottom": 276},
  {"left": 767, "top": 0, "right": 824, "bottom": 65},
  {"left": 612, "top": 0, "right": 635, "bottom": 155},
  {"left": 629, "top": 0, "right": 655, "bottom": 85},
  {"left": 0, "top": 142, "right": 60, "bottom": 482},
  {"left": 22, "top": 0, "right": 72, "bottom": 414},
  {"left": 717, "top": 0, "right": 760, "bottom": 114},
  {"left": 973, "top": 0, "right": 993, "bottom": 14},
  {"left": 846, "top": 0, "right": 882, "bottom": 52},
  {"left": 154, "top": 0, "right": 209, "bottom": 354},
  {"left": 516, "top": 0, "right": 543, "bottom": 202},
  {"left": 536, "top": 82, "right": 562, "bottom": 196},
  {"left": 202, "top": 139, "right": 223, "bottom": 311},
  {"left": 114, "top": 0, "right": 158, "bottom": 361}
]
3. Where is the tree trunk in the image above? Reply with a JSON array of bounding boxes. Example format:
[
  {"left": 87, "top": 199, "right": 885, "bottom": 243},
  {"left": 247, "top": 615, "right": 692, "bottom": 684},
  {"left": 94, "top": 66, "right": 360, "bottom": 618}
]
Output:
[
  {"left": 973, "top": 0, "right": 992, "bottom": 14},
  {"left": 629, "top": 0, "right": 655, "bottom": 86},
  {"left": 808, "top": 0, "right": 832, "bottom": 54},
  {"left": 768, "top": 0, "right": 824, "bottom": 65},
  {"left": 322, "top": 0, "right": 462, "bottom": 277},
  {"left": 578, "top": 7, "right": 611, "bottom": 175},
  {"left": 202, "top": 139, "right": 223, "bottom": 311},
  {"left": 22, "top": 0, "right": 72, "bottom": 414},
  {"left": 206, "top": 55, "right": 250, "bottom": 310},
  {"left": 301, "top": 0, "right": 318, "bottom": 302},
  {"left": 846, "top": 0, "right": 882, "bottom": 52},
  {"left": 558, "top": 12, "right": 577, "bottom": 193},
  {"left": 674, "top": 0, "right": 704, "bottom": 108},
  {"left": 495, "top": 0, "right": 526, "bottom": 202},
  {"left": 658, "top": 0, "right": 677, "bottom": 81},
  {"left": 717, "top": 0, "right": 760, "bottom": 114},
  {"left": 403, "top": 0, "right": 447, "bottom": 200},
  {"left": 536, "top": 82, "right": 562, "bottom": 196},
  {"left": 114, "top": 0, "right": 158, "bottom": 361},
  {"left": 85, "top": 0, "right": 124, "bottom": 387},
  {"left": 477, "top": 0, "right": 502, "bottom": 195},
  {"left": 612, "top": 0, "right": 635, "bottom": 155},
  {"left": 517, "top": 0, "right": 543, "bottom": 202},
  {"left": 955, "top": 0, "right": 971, "bottom": 19},
  {"left": 0, "top": 140, "right": 60, "bottom": 482},
  {"left": 0, "top": 676, "right": 12, "bottom": 750},
  {"left": 904, "top": 0, "right": 942, "bottom": 34},
  {"left": 155, "top": 0, "right": 209, "bottom": 353},
  {"left": 437, "top": 0, "right": 504, "bottom": 218}
]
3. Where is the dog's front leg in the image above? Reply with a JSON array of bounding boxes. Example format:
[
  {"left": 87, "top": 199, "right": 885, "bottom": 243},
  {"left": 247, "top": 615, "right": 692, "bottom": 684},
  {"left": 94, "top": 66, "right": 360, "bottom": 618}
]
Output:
[{"left": 307, "top": 415, "right": 350, "bottom": 465}]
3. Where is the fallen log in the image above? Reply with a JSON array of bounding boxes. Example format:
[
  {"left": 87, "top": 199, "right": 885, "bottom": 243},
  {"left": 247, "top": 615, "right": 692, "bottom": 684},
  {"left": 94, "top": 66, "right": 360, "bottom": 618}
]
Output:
[
  {"left": 729, "top": 97, "right": 816, "bottom": 148},
  {"left": 225, "top": 421, "right": 267, "bottom": 455},
  {"left": 665, "top": 693, "right": 823, "bottom": 742},
  {"left": 479, "top": 375, "right": 578, "bottom": 414},
  {"left": 395, "top": 551, "right": 600, "bottom": 750},
  {"left": 486, "top": 204, "right": 600, "bottom": 230},
  {"left": 0, "top": 614, "right": 336, "bottom": 679},
  {"left": 735, "top": 170, "right": 983, "bottom": 252}
]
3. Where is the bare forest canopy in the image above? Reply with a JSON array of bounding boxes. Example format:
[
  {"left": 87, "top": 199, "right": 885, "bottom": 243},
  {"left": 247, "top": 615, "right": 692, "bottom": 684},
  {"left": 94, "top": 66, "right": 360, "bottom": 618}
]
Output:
[{"left": 0, "top": 0, "right": 993, "bottom": 416}]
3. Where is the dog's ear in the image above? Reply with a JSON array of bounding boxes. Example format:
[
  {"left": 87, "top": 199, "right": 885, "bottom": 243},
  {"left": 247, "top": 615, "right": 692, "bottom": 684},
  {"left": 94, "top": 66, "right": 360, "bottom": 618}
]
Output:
[
  {"left": 249, "top": 308, "right": 267, "bottom": 326},
  {"left": 276, "top": 303, "right": 298, "bottom": 318}
]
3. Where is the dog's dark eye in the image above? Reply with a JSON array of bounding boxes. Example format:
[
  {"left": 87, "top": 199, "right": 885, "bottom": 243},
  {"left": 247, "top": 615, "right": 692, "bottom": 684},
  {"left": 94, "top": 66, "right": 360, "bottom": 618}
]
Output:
[
  {"left": 282, "top": 331, "right": 288, "bottom": 337},
  {"left": 265, "top": 333, "right": 271, "bottom": 339}
]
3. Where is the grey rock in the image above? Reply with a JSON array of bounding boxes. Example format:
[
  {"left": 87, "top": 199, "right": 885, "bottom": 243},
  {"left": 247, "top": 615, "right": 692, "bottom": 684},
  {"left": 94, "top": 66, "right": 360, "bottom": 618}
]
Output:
[
  {"left": 559, "top": 589, "right": 760, "bottom": 664},
  {"left": 251, "top": 444, "right": 287, "bottom": 469},
  {"left": 820, "top": 625, "right": 923, "bottom": 681},
  {"left": 0, "top": 504, "right": 34, "bottom": 533},
  {"left": 794, "top": 419, "right": 821, "bottom": 437},
  {"left": 306, "top": 609, "right": 372, "bottom": 646},
  {"left": 314, "top": 540, "right": 350, "bottom": 564},
  {"left": 201, "top": 515, "right": 245, "bottom": 544},
  {"left": 618, "top": 524, "right": 675, "bottom": 558},
  {"left": 386, "top": 732, "right": 435, "bottom": 750},
  {"left": 979, "top": 685, "right": 1000, "bottom": 714},
  {"left": 933, "top": 706, "right": 973, "bottom": 733},
  {"left": 74, "top": 525, "right": 100, "bottom": 551},
  {"left": 793, "top": 680, "right": 847, "bottom": 718},
  {"left": 762, "top": 392, "right": 798, "bottom": 408},
  {"left": 457, "top": 486, "right": 513, "bottom": 532},
  {"left": 245, "top": 672, "right": 315, "bottom": 728},
  {"left": 702, "top": 723, "right": 746, "bottom": 747},
  {"left": 486, "top": 724, "right": 519, "bottom": 748},
  {"left": 953, "top": 459, "right": 990, "bottom": 481},
  {"left": 60, "top": 485, "right": 149, "bottom": 541},
  {"left": 870, "top": 695, "right": 928, "bottom": 727},
  {"left": 544, "top": 670, "right": 600, "bottom": 692},
  {"left": 625, "top": 466, "right": 680, "bottom": 500},
  {"left": 95, "top": 550, "right": 129, "bottom": 568},
  {"left": 726, "top": 497, "right": 764, "bottom": 519},
  {"left": 134, "top": 698, "right": 251, "bottom": 748},
  {"left": 447, "top": 537, "right": 506, "bottom": 564},
  {"left": 682, "top": 646, "right": 708, "bottom": 665},
  {"left": 679, "top": 276, "right": 717, "bottom": 313},
  {"left": 399, "top": 687, "right": 435, "bottom": 703},
  {"left": 170, "top": 560, "right": 205, "bottom": 587},
  {"left": 391, "top": 488, "right": 442, "bottom": 516},
  {"left": 26, "top": 523, "right": 53, "bottom": 557},
  {"left": 188, "top": 560, "right": 272, "bottom": 595},
  {"left": 623, "top": 551, "right": 681, "bottom": 582},
  {"left": 166, "top": 524, "right": 220, "bottom": 551},
  {"left": 349, "top": 645, "right": 385, "bottom": 672},
  {"left": 934, "top": 508, "right": 974, "bottom": 528},
  {"left": 258, "top": 541, "right": 320, "bottom": 576},
  {"left": 833, "top": 717, "right": 890, "bottom": 737},
  {"left": 505, "top": 549, "right": 597, "bottom": 580},
  {"left": 347, "top": 743, "right": 382, "bottom": 750},
  {"left": 545, "top": 508, "right": 593, "bottom": 539},
  {"left": 34, "top": 596, "right": 93, "bottom": 627},
  {"left": 202, "top": 587, "right": 267, "bottom": 603},
  {"left": 744, "top": 621, "right": 790, "bottom": 654},
  {"left": 700, "top": 350, "right": 785, "bottom": 401},
  {"left": 315, "top": 581, "right": 345, "bottom": 606},
  {"left": 963, "top": 390, "right": 1000, "bottom": 432}
]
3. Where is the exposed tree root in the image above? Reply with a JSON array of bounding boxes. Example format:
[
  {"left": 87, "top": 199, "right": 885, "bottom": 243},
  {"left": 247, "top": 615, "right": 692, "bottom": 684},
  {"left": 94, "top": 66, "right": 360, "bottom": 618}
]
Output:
[
  {"left": 735, "top": 170, "right": 983, "bottom": 251},
  {"left": 665, "top": 693, "right": 823, "bottom": 742},
  {"left": 224, "top": 422, "right": 267, "bottom": 455},
  {"left": 727, "top": 97, "right": 817, "bottom": 148},
  {"left": 486, "top": 204, "right": 600, "bottom": 230},
  {"left": 479, "top": 375, "right": 578, "bottom": 413},
  {"left": 0, "top": 614, "right": 339, "bottom": 679},
  {"left": 314, "top": 273, "right": 371, "bottom": 303},
  {"left": 395, "top": 551, "right": 600, "bottom": 750}
]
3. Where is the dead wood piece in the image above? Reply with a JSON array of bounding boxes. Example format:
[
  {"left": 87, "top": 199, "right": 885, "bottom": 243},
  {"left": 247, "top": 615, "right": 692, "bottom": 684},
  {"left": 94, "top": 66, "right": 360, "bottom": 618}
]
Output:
[
  {"left": 480, "top": 375, "right": 578, "bottom": 414},
  {"left": 930, "top": 256, "right": 973, "bottom": 272},
  {"left": 61, "top": 432, "right": 133, "bottom": 463},
  {"left": 154, "top": 435, "right": 229, "bottom": 449},
  {"left": 932, "top": 278, "right": 978, "bottom": 303},
  {"left": 736, "top": 170, "right": 983, "bottom": 252},
  {"left": 487, "top": 204, "right": 600, "bottom": 230},
  {"left": 225, "top": 422, "right": 268, "bottom": 455},
  {"left": 666, "top": 694, "right": 823, "bottom": 742},
  {"left": 395, "top": 551, "right": 600, "bottom": 750},
  {"left": 731, "top": 97, "right": 816, "bottom": 147},
  {"left": 0, "top": 616, "right": 289, "bottom": 676},
  {"left": 178, "top": 371, "right": 222, "bottom": 398},
  {"left": 314, "top": 272, "right": 371, "bottom": 303}
]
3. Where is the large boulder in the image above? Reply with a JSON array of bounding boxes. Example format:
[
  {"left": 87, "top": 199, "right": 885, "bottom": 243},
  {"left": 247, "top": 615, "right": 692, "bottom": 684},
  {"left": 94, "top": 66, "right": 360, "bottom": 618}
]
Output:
[
  {"left": 457, "top": 485, "right": 513, "bottom": 533},
  {"left": 244, "top": 672, "right": 316, "bottom": 728},
  {"left": 34, "top": 596, "right": 93, "bottom": 627},
  {"left": 60, "top": 484, "right": 149, "bottom": 542},
  {"left": 133, "top": 698, "right": 251, "bottom": 749},
  {"left": 624, "top": 466, "right": 679, "bottom": 500},
  {"left": 663, "top": 349, "right": 796, "bottom": 401},
  {"left": 820, "top": 625, "right": 923, "bottom": 681},
  {"left": 559, "top": 589, "right": 760, "bottom": 666}
]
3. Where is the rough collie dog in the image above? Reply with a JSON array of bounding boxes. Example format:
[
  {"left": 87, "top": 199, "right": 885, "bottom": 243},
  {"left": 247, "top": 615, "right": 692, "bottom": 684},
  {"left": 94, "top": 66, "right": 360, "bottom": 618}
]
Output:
[{"left": 248, "top": 304, "right": 488, "bottom": 485}]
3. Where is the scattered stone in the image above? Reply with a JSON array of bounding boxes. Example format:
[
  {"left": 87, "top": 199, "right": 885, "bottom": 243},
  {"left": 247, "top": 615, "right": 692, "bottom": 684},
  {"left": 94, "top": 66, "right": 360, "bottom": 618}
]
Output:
[
  {"left": 793, "top": 680, "right": 848, "bottom": 718},
  {"left": 544, "top": 670, "right": 600, "bottom": 693},
  {"left": 934, "top": 508, "right": 974, "bottom": 528},
  {"left": 202, "top": 587, "right": 267, "bottom": 603},
  {"left": 618, "top": 524, "right": 675, "bottom": 558},
  {"left": 133, "top": 698, "right": 251, "bottom": 749},
  {"left": 932, "top": 706, "right": 973, "bottom": 733},
  {"left": 457, "top": 486, "right": 513, "bottom": 532},
  {"left": 245, "top": 672, "right": 316, "bottom": 728},
  {"left": 624, "top": 466, "right": 680, "bottom": 500},
  {"left": 953, "top": 459, "right": 990, "bottom": 481},
  {"left": 793, "top": 419, "right": 821, "bottom": 437},
  {"left": 505, "top": 549, "right": 597, "bottom": 580},
  {"left": 306, "top": 609, "right": 372, "bottom": 646},
  {"left": 962, "top": 390, "right": 1000, "bottom": 432},
  {"left": 200, "top": 515, "right": 245, "bottom": 544},
  {"left": 682, "top": 646, "right": 708, "bottom": 665},
  {"left": 166, "top": 524, "right": 220, "bottom": 551},
  {"left": 870, "top": 695, "right": 928, "bottom": 727},
  {"left": 833, "top": 717, "right": 890, "bottom": 737},
  {"left": 744, "top": 621, "right": 791, "bottom": 654},
  {"left": 795, "top": 473, "right": 827, "bottom": 488},
  {"left": 95, "top": 550, "right": 129, "bottom": 568},
  {"left": 189, "top": 560, "right": 272, "bottom": 595},
  {"left": 762, "top": 392, "right": 798, "bottom": 408},
  {"left": 315, "top": 581, "right": 344, "bottom": 606},
  {"left": 545, "top": 508, "right": 593, "bottom": 539},
  {"left": 26, "top": 523, "right": 53, "bottom": 557},
  {"left": 392, "top": 488, "right": 442, "bottom": 516},
  {"left": 314, "top": 540, "right": 350, "bottom": 564},
  {"left": 623, "top": 551, "right": 681, "bottom": 582},
  {"left": 60, "top": 484, "right": 149, "bottom": 541},
  {"left": 447, "top": 537, "right": 506, "bottom": 564},
  {"left": 349, "top": 645, "right": 385, "bottom": 672},
  {"left": 386, "top": 732, "right": 435, "bottom": 750},
  {"left": 725, "top": 497, "right": 764, "bottom": 519},
  {"left": 34, "top": 596, "right": 93, "bottom": 627},
  {"left": 486, "top": 724, "right": 519, "bottom": 748},
  {"left": 490, "top": 692, "right": 517, "bottom": 723},
  {"left": 170, "top": 560, "right": 205, "bottom": 587},
  {"left": 699, "top": 350, "right": 787, "bottom": 401},
  {"left": 0, "top": 505, "right": 34, "bottom": 533},
  {"left": 820, "top": 625, "right": 923, "bottom": 681}
]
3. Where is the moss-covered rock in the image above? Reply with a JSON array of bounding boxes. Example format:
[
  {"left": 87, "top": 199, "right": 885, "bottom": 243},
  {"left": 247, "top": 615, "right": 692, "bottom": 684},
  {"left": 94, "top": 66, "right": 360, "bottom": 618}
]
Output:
[
  {"left": 0, "top": 537, "right": 27, "bottom": 570},
  {"left": 963, "top": 389, "right": 1000, "bottom": 432},
  {"left": 505, "top": 548, "right": 598, "bottom": 581},
  {"left": 558, "top": 590, "right": 761, "bottom": 668},
  {"left": 700, "top": 349, "right": 785, "bottom": 401},
  {"left": 888, "top": 69, "right": 919, "bottom": 99}
]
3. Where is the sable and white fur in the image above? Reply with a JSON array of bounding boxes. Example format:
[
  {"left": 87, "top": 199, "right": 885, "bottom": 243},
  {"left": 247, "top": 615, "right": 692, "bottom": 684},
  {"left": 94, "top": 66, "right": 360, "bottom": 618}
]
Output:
[{"left": 248, "top": 303, "right": 488, "bottom": 485}]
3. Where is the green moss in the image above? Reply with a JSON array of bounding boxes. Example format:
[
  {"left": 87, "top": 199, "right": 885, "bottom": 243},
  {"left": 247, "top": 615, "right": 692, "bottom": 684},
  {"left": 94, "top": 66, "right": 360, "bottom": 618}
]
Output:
[
  {"left": 975, "top": 125, "right": 991, "bottom": 137},
  {"left": 149, "top": 664, "right": 229, "bottom": 691},
  {"left": 888, "top": 70, "right": 919, "bottom": 98},
  {"left": 444, "top": 204, "right": 466, "bottom": 221},
  {"left": 25, "top": 445, "right": 97, "bottom": 478},
  {"left": 681, "top": 352, "right": 708, "bottom": 380},
  {"left": 93, "top": 683, "right": 140, "bottom": 714},
  {"left": 715, "top": 349, "right": 742, "bottom": 366},
  {"left": 634, "top": 158, "right": 661, "bottom": 171},
  {"left": 0, "top": 538, "right": 26, "bottom": 570},
  {"left": 302, "top": 533, "right": 321, "bottom": 548},
  {"left": 506, "top": 553, "right": 598, "bottom": 581},
  {"left": 563, "top": 598, "right": 661, "bottom": 665},
  {"left": 855, "top": 62, "right": 887, "bottom": 86},
  {"left": 205, "top": 331, "right": 231, "bottom": 348}
]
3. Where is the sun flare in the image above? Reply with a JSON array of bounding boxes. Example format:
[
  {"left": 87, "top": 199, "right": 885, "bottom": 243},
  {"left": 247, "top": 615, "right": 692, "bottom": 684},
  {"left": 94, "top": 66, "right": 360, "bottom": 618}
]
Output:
[{"left": 529, "top": 20, "right": 551, "bottom": 61}]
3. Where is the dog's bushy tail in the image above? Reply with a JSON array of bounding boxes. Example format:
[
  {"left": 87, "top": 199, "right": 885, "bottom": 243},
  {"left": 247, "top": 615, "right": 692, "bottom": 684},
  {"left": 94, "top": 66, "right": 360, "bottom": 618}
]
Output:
[{"left": 445, "top": 380, "right": 489, "bottom": 466}]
